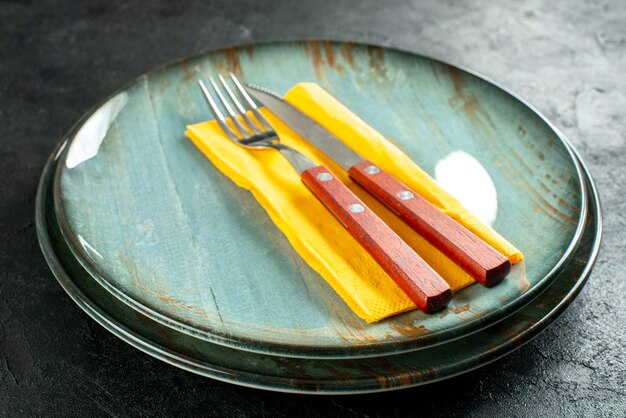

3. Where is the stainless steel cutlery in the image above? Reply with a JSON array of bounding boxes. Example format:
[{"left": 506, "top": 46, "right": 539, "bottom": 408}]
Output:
[{"left": 197, "top": 74, "right": 452, "bottom": 313}]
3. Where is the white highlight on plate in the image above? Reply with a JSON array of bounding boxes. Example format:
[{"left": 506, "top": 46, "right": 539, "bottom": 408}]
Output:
[
  {"left": 65, "top": 92, "right": 129, "bottom": 168},
  {"left": 434, "top": 151, "right": 498, "bottom": 226},
  {"left": 77, "top": 234, "right": 104, "bottom": 260}
]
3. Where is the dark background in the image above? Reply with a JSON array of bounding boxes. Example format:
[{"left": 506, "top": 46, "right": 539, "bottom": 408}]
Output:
[{"left": 1, "top": 0, "right": 624, "bottom": 416}]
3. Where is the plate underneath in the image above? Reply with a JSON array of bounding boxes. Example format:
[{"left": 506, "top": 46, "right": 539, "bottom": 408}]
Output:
[{"left": 38, "top": 141, "right": 601, "bottom": 394}]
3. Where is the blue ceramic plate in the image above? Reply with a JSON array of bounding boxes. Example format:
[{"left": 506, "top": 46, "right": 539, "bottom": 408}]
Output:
[
  {"left": 53, "top": 41, "right": 586, "bottom": 358},
  {"left": 38, "top": 139, "right": 600, "bottom": 393}
]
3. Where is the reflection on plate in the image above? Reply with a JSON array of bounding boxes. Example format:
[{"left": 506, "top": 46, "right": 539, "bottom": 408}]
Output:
[{"left": 53, "top": 41, "right": 586, "bottom": 358}]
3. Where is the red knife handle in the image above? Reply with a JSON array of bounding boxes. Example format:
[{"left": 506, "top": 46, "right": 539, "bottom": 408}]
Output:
[
  {"left": 301, "top": 165, "right": 452, "bottom": 313},
  {"left": 348, "top": 160, "right": 511, "bottom": 287}
]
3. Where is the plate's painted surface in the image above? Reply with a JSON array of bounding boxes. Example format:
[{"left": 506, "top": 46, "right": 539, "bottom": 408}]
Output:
[
  {"left": 54, "top": 41, "right": 585, "bottom": 357},
  {"left": 38, "top": 141, "right": 600, "bottom": 393}
]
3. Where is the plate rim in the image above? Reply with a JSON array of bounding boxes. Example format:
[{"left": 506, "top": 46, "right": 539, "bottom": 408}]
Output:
[
  {"left": 49, "top": 39, "right": 589, "bottom": 358},
  {"left": 37, "top": 137, "right": 602, "bottom": 394}
]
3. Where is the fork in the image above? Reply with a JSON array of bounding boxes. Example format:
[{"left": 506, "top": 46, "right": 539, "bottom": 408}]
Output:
[{"left": 197, "top": 74, "right": 452, "bottom": 313}]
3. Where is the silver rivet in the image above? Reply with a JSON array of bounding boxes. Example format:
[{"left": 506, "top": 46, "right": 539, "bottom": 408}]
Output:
[
  {"left": 317, "top": 172, "right": 333, "bottom": 182},
  {"left": 398, "top": 191, "right": 414, "bottom": 200},
  {"left": 364, "top": 165, "right": 380, "bottom": 174},
  {"left": 348, "top": 203, "right": 365, "bottom": 213}
]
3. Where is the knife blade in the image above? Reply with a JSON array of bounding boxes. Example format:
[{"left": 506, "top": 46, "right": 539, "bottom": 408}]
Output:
[{"left": 244, "top": 84, "right": 511, "bottom": 286}]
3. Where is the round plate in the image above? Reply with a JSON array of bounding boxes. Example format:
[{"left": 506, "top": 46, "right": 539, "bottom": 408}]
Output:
[
  {"left": 38, "top": 139, "right": 600, "bottom": 393},
  {"left": 53, "top": 41, "right": 586, "bottom": 358}
]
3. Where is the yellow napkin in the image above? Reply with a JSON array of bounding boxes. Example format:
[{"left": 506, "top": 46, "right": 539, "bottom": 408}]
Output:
[{"left": 186, "top": 83, "right": 523, "bottom": 323}]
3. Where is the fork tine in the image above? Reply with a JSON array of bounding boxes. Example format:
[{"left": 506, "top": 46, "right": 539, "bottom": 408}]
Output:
[
  {"left": 217, "top": 74, "right": 261, "bottom": 135},
  {"left": 197, "top": 79, "right": 241, "bottom": 141},
  {"left": 218, "top": 74, "right": 246, "bottom": 114},
  {"left": 208, "top": 77, "right": 252, "bottom": 136},
  {"left": 208, "top": 77, "right": 237, "bottom": 116},
  {"left": 229, "top": 73, "right": 273, "bottom": 131}
]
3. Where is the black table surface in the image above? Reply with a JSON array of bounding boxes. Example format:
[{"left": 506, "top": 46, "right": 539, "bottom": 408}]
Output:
[{"left": 1, "top": 0, "right": 624, "bottom": 416}]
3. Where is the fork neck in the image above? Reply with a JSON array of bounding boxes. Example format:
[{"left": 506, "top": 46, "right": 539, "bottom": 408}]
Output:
[{"left": 269, "top": 144, "right": 317, "bottom": 175}]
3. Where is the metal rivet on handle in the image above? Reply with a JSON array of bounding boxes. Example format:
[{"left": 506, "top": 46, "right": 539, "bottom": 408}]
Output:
[
  {"left": 364, "top": 165, "right": 380, "bottom": 174},
  {"left": 317, "top": 172, "right": 333, "bottom": 182},
  {"left": 398, "top": 191, "right": 414, "bottom": 200},
  {"left": 348, "top": 203, "right": 365, "bottom": 213}
]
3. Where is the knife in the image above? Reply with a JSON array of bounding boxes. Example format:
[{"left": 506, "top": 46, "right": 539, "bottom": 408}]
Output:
[{"left": 244, "top": 84, "right": 511, "bottom": 287}]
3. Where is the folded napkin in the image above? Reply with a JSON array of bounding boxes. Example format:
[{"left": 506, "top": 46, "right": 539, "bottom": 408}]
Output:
[{"left": 186, "top": 83, "right": 523, "bottom": 323}]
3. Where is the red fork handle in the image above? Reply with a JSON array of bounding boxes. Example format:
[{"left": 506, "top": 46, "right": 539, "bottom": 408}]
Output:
[
  {"left": 301, "top": 165, "right": 452, "bottom": 313},
  {"left": 348, "top": 160, "right": 511, "bottom": 287}
]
